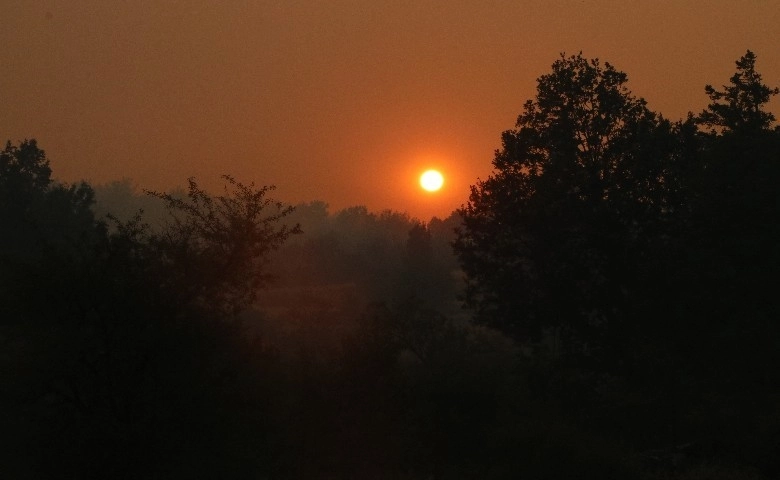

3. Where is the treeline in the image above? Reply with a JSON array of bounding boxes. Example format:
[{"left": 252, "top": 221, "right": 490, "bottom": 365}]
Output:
[
  {"left": 454, "top": 50, "right": 780, "bottom": 478},
  {"left": 93, "top": 185, "right": 463, "bottom": 316},
  {"left": 2, "top": 50, "right": 779, "bottom": 479}
]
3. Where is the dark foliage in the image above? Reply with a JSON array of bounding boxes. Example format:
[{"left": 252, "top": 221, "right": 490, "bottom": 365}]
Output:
[
  {"left": 697, "top": 50, "right": 779, "bottom": 134},
  {"left": 453, "top": 53, "right": 687, "bottom": 358},
  {"left": 454, "top": 50, "right": 780, "bottom": 478},
  {"left": 3, "top": 50, "right": 779, "bottom": 480},
  {"left": 1, "top": 153, "right": 299, "bottom": 478}
]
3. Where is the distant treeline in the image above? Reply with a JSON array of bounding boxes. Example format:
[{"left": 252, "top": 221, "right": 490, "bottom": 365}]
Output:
[{"left": 2, "top": 50, "right": 779, "bottom": 479}]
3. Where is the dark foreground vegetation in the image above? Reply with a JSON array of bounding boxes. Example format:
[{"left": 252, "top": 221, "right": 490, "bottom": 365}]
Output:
[{"left": 2, "top": 51, "right": 778, "bottom": 479}]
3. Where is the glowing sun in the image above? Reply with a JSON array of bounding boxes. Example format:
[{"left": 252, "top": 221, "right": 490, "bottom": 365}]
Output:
[{"left": 420, "top": 170, "right": 444, "bottom": 192}]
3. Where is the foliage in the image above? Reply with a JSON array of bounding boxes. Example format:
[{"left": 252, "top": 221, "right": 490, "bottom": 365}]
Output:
[
  {"left": 266, "top": 202, "right": 463, "bottom": 315},
  {"left": 1, "top": 150, "right": 301, "bottom": 478},
  {"left": 697, "top": 50, "right": 779, "bottom": 134},
  {"left": 4, "top": 49, "right": 780, "bottom": 479},
  {"left": 0, "top": 139, "right": 52, "bottom": 205},
  {"left": 146, "top": 175, "right": 301, "bottom": 316},
  {"left": 454, "top": 50, "right": 780, "bottom": 478},
  {"left": 454, "top": 53, "right": 684, "bottom": 358},
  {"left": 0, "top": 140, "right": 100, "bottom": 324}
]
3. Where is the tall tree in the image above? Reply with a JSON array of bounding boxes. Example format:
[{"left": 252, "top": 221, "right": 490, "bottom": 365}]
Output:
[
  {"left": 0, "top": 140, "right": 99, "bottom": 322},
  {"left": 697, "top": 50, "right": 779, "bottom": 134},
  {"left": 454, "top": 53, "right": 684, "bottom": 361},
  {"left": 680, "top": 51, "right": 780, "bottom": 390}
]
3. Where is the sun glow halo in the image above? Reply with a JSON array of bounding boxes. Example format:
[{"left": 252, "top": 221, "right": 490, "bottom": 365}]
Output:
[{"left": 420, "top": 170, "right": 444, "bottom": 192}]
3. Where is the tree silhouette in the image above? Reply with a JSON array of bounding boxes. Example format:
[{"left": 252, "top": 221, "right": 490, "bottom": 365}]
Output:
[
  {"left": 146, "top": 175, "right": 302, "bottom": 316},
  {"left": 0, "top": 140, "right": 100, "bottom": 324},
  {"left": 1, "top": 148, "right": 301, "bottom": 478},
  {"left": 697, "top": 50, "right": 779, "bottom": 134},
  {"left": 0, "top": 139, "right": 51, "bottom": 201},
  {"left": 453, "top": 51, "right": 780, "bottom": 478},
  {"left": 453, "top": 53, "right": 684, "bottom": 362}
]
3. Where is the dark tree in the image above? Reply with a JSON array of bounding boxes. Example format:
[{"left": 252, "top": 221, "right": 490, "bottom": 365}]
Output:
[
  {"left": 1, "top": 148, "right": 301, "bottom": 478},
  {"left": 1, "top": 139, "right": 53, "bottom": 256},
  {"left": 697, "top": 50, "right": 779, "bottom": 134},
  {"left": 678, "top": 51, "right": 780, "bottom": 392},
  {"left": 453, "top": 53, "right": 684, "bottom": 360},
  {"left": 0, "top": 139, "right": 51, "bottom": 201},
  {"left": 0, "top": 140, "right": 99, "bottom": 323},
  {"left": 146, "top": 175, "right": 302, "bottom": 316},
  {"left": 453, "top": 52, "right": 780, "bottom": 477}
]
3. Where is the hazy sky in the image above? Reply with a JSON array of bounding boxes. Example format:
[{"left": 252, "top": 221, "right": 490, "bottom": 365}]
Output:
[{"left": 3, "top": 1, "right": 779, "bottom": 220}]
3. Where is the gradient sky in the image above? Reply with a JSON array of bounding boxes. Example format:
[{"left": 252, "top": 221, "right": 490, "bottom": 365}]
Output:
[{"left": 3, "top": 1, "right": 779, "bottom": 220}]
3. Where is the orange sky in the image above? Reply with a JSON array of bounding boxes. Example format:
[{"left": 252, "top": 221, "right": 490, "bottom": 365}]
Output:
[{"left": 3, "top": 1, "right": 779, "bottom": 220}]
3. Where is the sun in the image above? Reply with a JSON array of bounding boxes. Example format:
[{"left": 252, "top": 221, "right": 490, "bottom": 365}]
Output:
[{"left": 420, "top": 169, "right": 444, "bottom": 192}]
